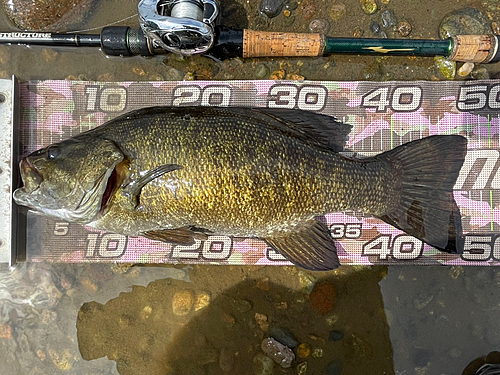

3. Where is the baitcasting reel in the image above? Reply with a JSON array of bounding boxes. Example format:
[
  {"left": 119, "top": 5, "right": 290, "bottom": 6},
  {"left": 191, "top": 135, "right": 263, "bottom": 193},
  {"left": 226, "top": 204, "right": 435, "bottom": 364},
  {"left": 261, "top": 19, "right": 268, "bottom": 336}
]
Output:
[{"left": 138, "top": 0, "right": 219, "bottom": 55}]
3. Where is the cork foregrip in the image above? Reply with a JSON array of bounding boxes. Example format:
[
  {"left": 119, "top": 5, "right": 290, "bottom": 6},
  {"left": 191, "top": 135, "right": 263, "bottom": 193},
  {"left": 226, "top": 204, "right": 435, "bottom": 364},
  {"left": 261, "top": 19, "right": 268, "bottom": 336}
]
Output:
[
  {"left": 449, "top": 35, "right": 498, "bottom": 63},
  {"left": 243, "top": 30, "right": 325, "bottom": 58}
]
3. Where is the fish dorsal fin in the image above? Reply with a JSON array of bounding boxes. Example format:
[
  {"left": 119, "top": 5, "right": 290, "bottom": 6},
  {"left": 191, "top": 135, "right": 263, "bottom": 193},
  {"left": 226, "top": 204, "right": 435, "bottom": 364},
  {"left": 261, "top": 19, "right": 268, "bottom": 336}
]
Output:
[
  {"left": 141, "top": 226, "right": 209, "bottom": 245},
  {"left": 264, "top": 219, "right": 340, "bottom": 271},
  {"left": 251, "top": 108, "right": 352, "bottom": 153},
  {"left": 122, "top": 164, "right": 182, "bottom": 209}
]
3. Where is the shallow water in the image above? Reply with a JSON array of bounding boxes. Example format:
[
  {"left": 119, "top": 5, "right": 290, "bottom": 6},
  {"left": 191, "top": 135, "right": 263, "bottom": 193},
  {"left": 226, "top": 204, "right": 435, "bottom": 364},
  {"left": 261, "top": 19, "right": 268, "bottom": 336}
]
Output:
[{"left": 1, "top": 0, "right": 500, "bottom": 374}]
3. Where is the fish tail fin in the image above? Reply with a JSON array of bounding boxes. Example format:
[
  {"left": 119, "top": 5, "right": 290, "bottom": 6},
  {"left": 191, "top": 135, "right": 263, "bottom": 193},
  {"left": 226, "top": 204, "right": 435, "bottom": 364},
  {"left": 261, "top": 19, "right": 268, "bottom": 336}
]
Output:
[{"left": 376, "top": 135, "right": 467, "bottom": 253}]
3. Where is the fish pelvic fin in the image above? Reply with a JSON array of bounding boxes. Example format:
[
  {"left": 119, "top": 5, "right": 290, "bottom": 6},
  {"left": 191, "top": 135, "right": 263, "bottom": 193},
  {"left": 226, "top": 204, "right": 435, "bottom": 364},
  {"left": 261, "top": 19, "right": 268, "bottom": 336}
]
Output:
[
  {"left": 264, "top": 219, "right": 340, "bottom": 271},
  {"left": 376, "top": 135, "right": 467, "bottom": 253},
  {"left": 141, "top": 226, "right": 209, "bottom": 245}
]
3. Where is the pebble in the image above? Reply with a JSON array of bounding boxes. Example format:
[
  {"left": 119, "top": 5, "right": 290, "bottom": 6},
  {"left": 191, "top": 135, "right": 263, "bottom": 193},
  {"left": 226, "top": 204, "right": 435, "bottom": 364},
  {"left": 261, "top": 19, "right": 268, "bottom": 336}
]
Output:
[
  {"left": 296, "top": 361, "right": 307, "bottom": 374},
  {"left": 165, "top": 68, "right": 185, "bottom": 81},
  {"left": 312, "top": 348, "right": 323, "bottom": 358},
  {"left": 447, "top": 346, "right": 462, "bottom": 359},
  {"left": 413, "top": 292, "right": 434, "bottom": 309},
  {"left": 0, "top": 46, "right": 9, "bottom": 64},
  {"left": 299, "top": 0, "right": 316, "bottom": 20},
  {"left": 42, "top": 49, "right": 58, "bottom": 63},
  {"left": 132, "top": 66, "right": 147, "bottom": 76},
  {"left": 269, "top": 326, "right": 299, "bottom": 348},
  {"left": 434, "top": 56, "right": 456, "bottom": 80},
  {"left": 297, "top": 343, "right": 311, "bottom": 358},
  {"left": 259, "top": 0, "right": 286, "bottom": 18},
  {"left": 97, "top": 73, "right": 115, "bottom": 81},
  {"left": 283, "top": 10, "right": 291, "bottom": 17},
  {"left": 219, "top": 348, "right": 235, "bottom": 372},
  {"left": 184, "top": 72, "right": 195, "bottom": 81},
  {"left": 275, "top": 302, "right": 288, "bottom": 310},
  {"left": 269, "top": 69, "right": 286, "bottom": 80},
  {"left": 256, "top": 277, "right": 270, "bottom": 291},
  {"left": 329, "top": 3, "right": 346, "bottom": 21},
  {"left": 195, "top": 291, "right": 211, "bottom": 311},
  {"left": 309, "top": 282, "right": 337, "bottom": 315},
  {"left": 470, "top": 67, "right": 490, "bottom": 80},
  {"left": 381, "top": 10, "right": 396, "bottom": 28},
  {"left": 287, "top": 73, "right": 305, "bottom": 80},
  {"left": 457, "top": 62, "right": 474, "bottom": 77},
  {"left": 328, "top": 330, "right": 344, "bottom": 342},
  {"left": 0, "top": 323, "right": 11, "bottom": 339},
  {"left": 80, "top": 277, "right": 98, "bottom": 292},
  {"left": 449, "top": 265, "right": 464, "bottom": 279},
  {"left": 255, "top": 312, "right": 269, "bottom": 330},
  {"left": 261, "top": 337, "right": 295, "bottom": 368},
  {"left": 36, "top": 349, "right": 46, "bottom": 361},
  {"left": 48, "top": 348, "right": 74, "bottom": 370},
  {"left": 233, "top": 298, "right": 253, "bottom": 313},
  {"left": 360, "top": 0, "right": 377, "bottom": 15},
  {"left": 439, "top": 7, "right": 490, "bottom": 39},
  {"left": 380, "top": 30, "right": 388, "bottom": 38},
  {"left": 172, "top": 290, "right": 194, "bottom": 316},
  {"left": 353, "top": 27, "right": 364, "bottom": 37},
  {"left": 370, "top": 22, "right": 380, "bottom": 34},
  {"left": 255, "top": 63, "right": 270, "bottom": 79},
  {"left": 253, "top": 353, "right": 275, "bottom": 375},
  {"left": 284, "top": 1, "right": 298, "bottom": 11},
  {"left": 492, "top": 22, "right": 500, "bottom": 35},
  {"left": 140, "top": 305, "right": 152, "bottom": 320},
  {"left": 325, "top": 314, "right": 339, "bottom": 326},
  {"left": 326, "top": 359, "right": 343, "bottom": 375},
  {"left": 397, "top": 21, "right": 412, "bottom": 37},
  {"left": 309, "top": 19, "right": 330, "bottom": 34},
  {"left": 298, "top": 271, "right": 316, "bottom": 291}
]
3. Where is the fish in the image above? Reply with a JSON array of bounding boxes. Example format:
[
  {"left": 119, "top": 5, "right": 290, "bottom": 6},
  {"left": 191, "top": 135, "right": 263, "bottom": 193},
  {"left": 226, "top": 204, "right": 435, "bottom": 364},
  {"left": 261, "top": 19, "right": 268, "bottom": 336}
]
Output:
[{"left": 13, "top": 106, "right": 467, "bottom": 270}]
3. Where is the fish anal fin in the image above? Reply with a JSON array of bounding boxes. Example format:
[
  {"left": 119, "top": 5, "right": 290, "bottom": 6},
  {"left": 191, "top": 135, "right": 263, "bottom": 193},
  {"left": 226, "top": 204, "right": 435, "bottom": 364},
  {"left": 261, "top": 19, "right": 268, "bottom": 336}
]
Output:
[
  {"left": 264, "top": 219, "right": 340, "bottom": 271},
  {"left": 141, "top": 226, "right": 208, "bottom": 245}
]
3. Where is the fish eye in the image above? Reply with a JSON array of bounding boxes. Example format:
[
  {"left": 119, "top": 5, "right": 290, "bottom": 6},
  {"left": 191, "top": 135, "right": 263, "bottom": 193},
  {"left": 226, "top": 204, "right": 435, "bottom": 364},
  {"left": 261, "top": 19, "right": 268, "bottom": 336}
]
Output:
[{"left": 46, "top": 146, "right": 60, "bottom": 160}]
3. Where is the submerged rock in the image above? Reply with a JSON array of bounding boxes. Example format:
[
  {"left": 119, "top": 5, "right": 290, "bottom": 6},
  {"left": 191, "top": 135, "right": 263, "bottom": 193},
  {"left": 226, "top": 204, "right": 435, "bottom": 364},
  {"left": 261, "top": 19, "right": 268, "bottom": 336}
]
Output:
[
  {"left": 360, "top": 0, "right": 377, "bottom": 15},
  {"left": 309, "top": 19, "right": 330, "bottom": 34},
  {"left": 439, "top": 7, "right": 490, "bottom": 39},
  {"left": 434, "top": 56, "right": 456, "bottom": 80},
  {"left": 259, "top": 0, "right": 286, "bottom": 18},
  {"left": 3, "top": 0, "right": 96, "bottom": 31},
  {"left": 261, "top": 337, "right": 295, "bottom": 368}
]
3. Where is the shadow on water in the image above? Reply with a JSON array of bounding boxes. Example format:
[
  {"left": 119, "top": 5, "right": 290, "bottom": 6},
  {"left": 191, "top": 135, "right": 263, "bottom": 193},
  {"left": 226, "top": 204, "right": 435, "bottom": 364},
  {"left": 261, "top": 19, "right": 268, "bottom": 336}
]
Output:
[{"left": 77, "top": 266, "right": 393, "bottom": 374}]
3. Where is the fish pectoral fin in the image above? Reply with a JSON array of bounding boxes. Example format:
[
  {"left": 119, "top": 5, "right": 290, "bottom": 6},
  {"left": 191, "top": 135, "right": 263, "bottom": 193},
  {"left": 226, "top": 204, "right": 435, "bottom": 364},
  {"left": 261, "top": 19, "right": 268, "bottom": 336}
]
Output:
[
  {"left": 122, "top": 164, "right": 182, "bottom": 208},
  {"left": 264, "top": 219, "right": 340, "bottom": 271},
  {"left": 141, "top": 226, "right": 208, "bottom": 245}
]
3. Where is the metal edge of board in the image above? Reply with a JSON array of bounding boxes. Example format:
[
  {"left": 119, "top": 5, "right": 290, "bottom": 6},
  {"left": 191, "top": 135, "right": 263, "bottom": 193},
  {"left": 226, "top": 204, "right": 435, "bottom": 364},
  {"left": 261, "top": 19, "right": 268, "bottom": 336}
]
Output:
[
  {"left": 10, "top": 76, "right": 25, "bottom": 265},
  {"left": 0, "top": 76, "right": 14, "bottom": 264}
]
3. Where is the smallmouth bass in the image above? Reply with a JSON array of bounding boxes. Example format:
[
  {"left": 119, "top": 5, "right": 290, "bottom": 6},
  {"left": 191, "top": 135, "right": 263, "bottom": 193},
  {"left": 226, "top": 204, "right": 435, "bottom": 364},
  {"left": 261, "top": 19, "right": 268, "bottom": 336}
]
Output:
[{"left": 13, "top": 106, "right": 467, "bottom": 270}]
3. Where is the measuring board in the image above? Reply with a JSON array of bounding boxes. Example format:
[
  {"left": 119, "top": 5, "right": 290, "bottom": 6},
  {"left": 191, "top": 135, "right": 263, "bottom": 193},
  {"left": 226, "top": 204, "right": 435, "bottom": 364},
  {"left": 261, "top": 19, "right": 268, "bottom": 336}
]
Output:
[{"left": 3, "top": 77, "right": 500, "bottom": 266}]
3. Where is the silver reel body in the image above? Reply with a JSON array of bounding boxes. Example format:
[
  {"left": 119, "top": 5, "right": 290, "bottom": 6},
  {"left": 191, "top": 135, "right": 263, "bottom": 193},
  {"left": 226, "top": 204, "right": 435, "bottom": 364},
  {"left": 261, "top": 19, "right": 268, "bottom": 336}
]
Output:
[{"left": 138, "top": 0, "right": 219, "bottom": 55}]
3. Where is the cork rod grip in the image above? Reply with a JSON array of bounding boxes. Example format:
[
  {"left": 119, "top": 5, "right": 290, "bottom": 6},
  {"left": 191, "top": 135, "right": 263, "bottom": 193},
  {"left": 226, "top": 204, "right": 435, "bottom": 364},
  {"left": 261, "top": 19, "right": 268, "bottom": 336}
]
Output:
[
  {"left": 449, "top": 35, "right": 500, "bottom": 63},
  {"left": 243, "top": 30, "right": 325, "bottom": 58}
]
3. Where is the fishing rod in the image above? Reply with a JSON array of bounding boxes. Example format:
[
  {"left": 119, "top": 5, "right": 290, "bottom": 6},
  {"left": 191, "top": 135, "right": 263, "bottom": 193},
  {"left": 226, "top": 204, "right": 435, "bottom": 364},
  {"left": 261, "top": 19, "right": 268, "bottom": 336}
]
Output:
[{"left": 0, "top": 0, "right": 498, "bottom": 64}]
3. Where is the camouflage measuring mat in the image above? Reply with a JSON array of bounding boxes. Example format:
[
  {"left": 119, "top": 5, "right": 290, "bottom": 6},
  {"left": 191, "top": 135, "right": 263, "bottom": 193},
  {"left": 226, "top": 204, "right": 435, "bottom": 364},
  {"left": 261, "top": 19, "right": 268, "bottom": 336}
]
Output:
[{"left": 16, "top": 79, "right": 500, "bottom": 266}]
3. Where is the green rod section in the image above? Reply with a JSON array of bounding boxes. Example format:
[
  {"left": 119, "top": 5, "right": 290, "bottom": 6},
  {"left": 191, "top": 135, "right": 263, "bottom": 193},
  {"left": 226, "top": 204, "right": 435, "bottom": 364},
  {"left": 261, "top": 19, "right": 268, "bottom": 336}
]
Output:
[{"left": 324, "top": 37, "right": 453, "bottom": 57}]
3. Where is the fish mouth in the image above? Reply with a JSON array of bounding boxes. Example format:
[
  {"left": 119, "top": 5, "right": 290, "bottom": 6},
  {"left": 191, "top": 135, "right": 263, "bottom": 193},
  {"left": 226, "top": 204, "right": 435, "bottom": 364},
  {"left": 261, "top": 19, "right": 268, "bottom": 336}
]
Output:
[{"left": 19, "top": 158, "right": 43, "bottom": 193}]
